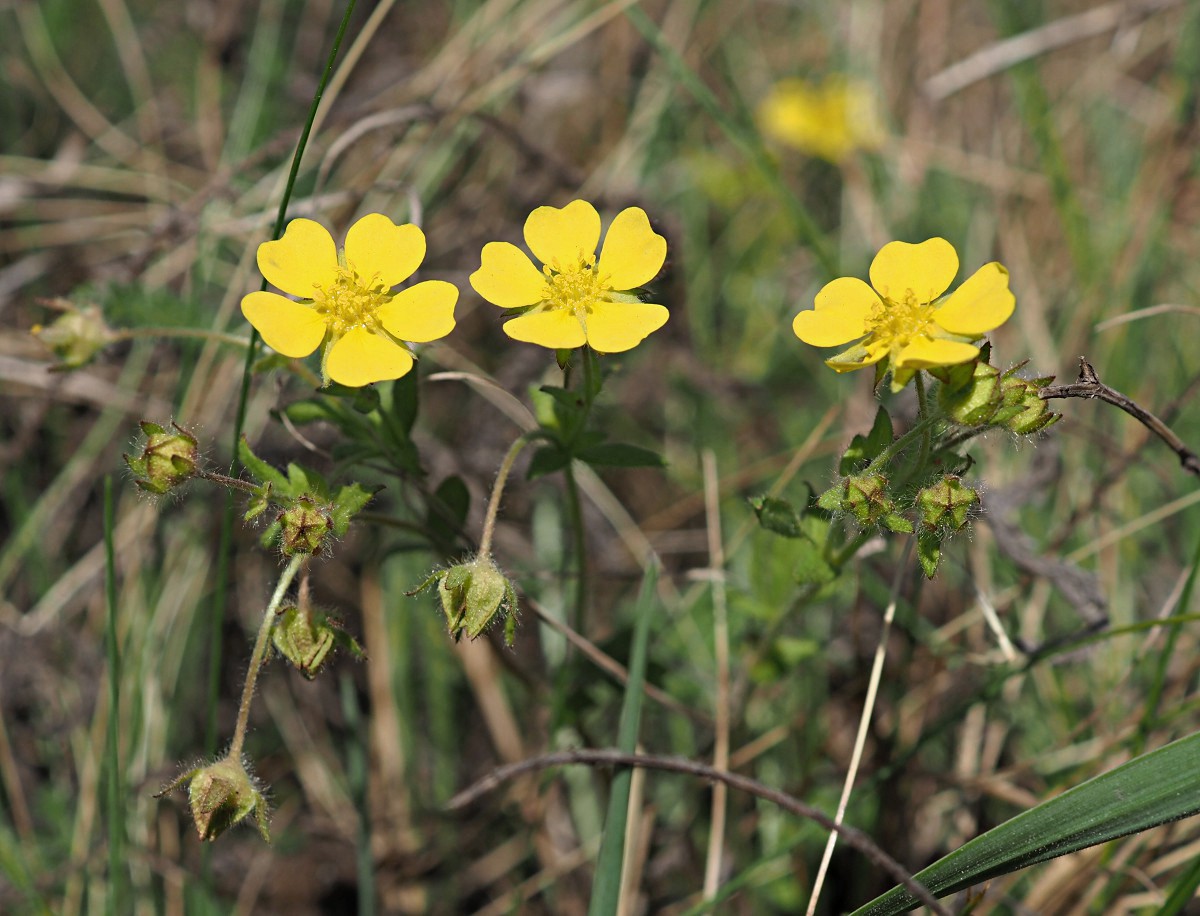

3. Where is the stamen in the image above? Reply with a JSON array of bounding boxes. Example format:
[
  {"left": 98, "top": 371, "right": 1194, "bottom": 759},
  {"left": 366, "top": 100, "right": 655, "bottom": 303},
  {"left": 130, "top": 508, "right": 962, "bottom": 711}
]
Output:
[
  {"left": 312, "top": 267, "right": 391, "bottom": 337},
  {"left": 867, "top": 289, "right": 936, "bottom": 350},
  {"left": 541, "top": 250, "right": 607, "bottom": 317}
]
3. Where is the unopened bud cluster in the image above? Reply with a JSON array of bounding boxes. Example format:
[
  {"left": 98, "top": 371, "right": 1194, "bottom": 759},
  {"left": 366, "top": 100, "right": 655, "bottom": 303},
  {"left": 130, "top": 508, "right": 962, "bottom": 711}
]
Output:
[
  {"left": 278, "top": 497, "right": 334, "bottom": 556},
  {"left": 272, "top": 603, "right": 364, "bottom": 679},
  {"left": 936, "top": 353, "right": 1059, "bottom": 435},
  {"left": 916, "top": 476, "right": 979, "bottom": 532},
  {"left": 31, "top": 300, "right": 116, "bottom": 370}
]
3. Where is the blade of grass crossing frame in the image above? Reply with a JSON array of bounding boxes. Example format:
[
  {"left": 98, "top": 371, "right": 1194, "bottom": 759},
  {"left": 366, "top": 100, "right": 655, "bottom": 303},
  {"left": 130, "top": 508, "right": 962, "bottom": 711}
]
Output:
[
  {"left": 339, "top": 674, "right": 375, "bottom": 916},
  {"left": 103, "top": 476, "right": 125, "bottom": 915},
  {"left": 850, "top": 730, "right": 1200, "bottom": 915},
  {"left": 588, "top": 562, "right": 659, "bottom": 916}
]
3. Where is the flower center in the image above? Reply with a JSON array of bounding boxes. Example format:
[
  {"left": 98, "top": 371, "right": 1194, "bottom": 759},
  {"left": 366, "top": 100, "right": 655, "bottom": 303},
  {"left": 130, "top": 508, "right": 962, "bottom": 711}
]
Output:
[
  {"left": 541, "top": 252, "right": 608, "bottom": 316},
  {"left": 312, "top": 267, "right": 391, "bottom": 337},
  {"left": 867, "top": 290, "right": 936, "bottom": 350}
]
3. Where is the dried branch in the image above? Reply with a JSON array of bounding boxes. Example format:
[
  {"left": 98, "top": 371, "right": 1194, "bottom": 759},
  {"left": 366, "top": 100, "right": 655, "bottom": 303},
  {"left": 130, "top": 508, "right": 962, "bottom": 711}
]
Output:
[
  {"left": 447, "top": 748, "right": 949, "bottom": 915},
  {"left": 1041, "top": 358, "right": 1200, "bottom": 478}
]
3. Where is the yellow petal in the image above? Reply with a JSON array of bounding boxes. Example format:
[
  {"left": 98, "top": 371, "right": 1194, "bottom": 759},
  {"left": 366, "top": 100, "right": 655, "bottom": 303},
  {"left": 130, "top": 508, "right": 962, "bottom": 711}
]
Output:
[
  {"left": 524, "top": 200, "right": 601, "bottom": 269},
  {"left": 933, "top": 262, "right": 1015, "bottom": 337},
  {"left": 584, "top": 301, "right": 669, "bottom": 353},
  {"left": 325, "top": 327, "right": 414, "bottom": 387},
  {"left": 502, "top": 308, "right": 587, "bottom": 350},
  {"left": 793, "top": 277, "right": 879, "bottom": 346},
  {"left": 378, "top": 280, "right": 458, "bottom": 343},
  {"left": 343, "top": 213, "right": 426, "bottom": 287},
  {"left": 241, "top": 291, "right": 327, "bottom": 358},
  {"left": 893, "top": 337, "right": 979, "bottom": 369},
  {"left": 596, "top": 208, "right": 667, "bottom": 291},
  {"left": 869, "top": 238, "right": 958, "bottom": 304},
  {"left": 470, "top": 242, "right": 546, "bottom": 307},
  {"left": 258, "top": 219, "right": 339, "bottom": 297}
]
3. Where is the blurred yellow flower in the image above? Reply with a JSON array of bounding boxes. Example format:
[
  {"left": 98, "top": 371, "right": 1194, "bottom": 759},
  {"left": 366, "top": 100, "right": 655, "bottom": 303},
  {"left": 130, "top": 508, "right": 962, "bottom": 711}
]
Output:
[
  {"left": 241, "top": 214, "right": 457, "bottom": 387},
  {"left": 469, "top": 199, "right": 668, "bottom": 353},
  {"left": 757, "top": 77, "right": 884, "bottom": 163},
  {"left": 793, "top": 238, "right": 1014, "bottom": 390}
]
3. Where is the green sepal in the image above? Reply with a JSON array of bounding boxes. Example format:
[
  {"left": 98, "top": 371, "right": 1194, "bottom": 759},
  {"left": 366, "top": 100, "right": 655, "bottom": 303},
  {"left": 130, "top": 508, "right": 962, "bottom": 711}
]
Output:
[
  {"left": 917, "top": 528, "right": 943, "bottom": 579},
  {"left": 330, "top": 483, "right": 374, "bottom": 537},
  {"left": 527, "top": 444, "right": 572, "bottom": 479},
  {"left": 237, "top": 437, "right": 288, "bottom": 489},
  {"left": 751, "top": 495, "right": 805, "bottom": 539}
]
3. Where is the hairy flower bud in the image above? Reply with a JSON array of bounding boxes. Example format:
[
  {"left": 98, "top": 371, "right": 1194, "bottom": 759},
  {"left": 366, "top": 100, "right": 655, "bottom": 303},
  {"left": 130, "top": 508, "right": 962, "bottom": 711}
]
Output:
[
  {"left": 156, "top": 755, "right": 270, "bottom": 843},
  {"left": 277, "top": 498, "right": 334, "bottom": 556},
  {"left": 410, "top": 556, "right": 520, "bottom": 645},
  {"left": 124, "top": 421, "right": 200, "bottom": 494},
  {"left": 997, "top": 373, "right": 1060, "bottom": 435},
  {"left": 819, "top": 474, "right": 912, "bottom": 533},
  {"left": 272, "top": 604, "right": 364, "bottom": 679},
  {"left": 938, "top": 360, "right": 1003, "bottom": 426},
  {"left": 916, "top": 476, "right": 979, "bottom": 532}
]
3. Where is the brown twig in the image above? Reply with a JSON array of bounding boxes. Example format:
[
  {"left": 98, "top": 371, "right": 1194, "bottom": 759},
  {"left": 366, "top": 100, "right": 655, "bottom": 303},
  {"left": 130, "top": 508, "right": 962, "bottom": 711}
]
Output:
[
  {"left": 446, "top": 748, "right": 949, "bottom": 915},
  {"left": 1040, "top": 358, "right": 1200, "bottom": 478}
]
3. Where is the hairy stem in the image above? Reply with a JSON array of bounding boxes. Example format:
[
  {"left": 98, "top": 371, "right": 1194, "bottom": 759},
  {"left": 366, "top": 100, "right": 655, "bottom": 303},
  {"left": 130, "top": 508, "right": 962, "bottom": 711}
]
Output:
[
  {"left": 228, "top": 555, "right": 304, "bottom": 759},
  {"left": 479, "top": 434, "right": 534, "bottom": 559}
]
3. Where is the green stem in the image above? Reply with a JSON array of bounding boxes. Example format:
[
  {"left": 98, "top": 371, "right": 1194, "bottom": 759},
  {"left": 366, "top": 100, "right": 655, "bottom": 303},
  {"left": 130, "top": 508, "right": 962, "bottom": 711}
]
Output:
[
  {"left": 479, "top": 434, "right": 534, "bottom": 559},
  {"left": 913, "top": 373, "right": 933, "bottom": 473},
  {"left": 228, "top": 555, "right": 304, "bottom": 759},
  {"left": 563, "top": 347, "right": 600, "bottom": 628},
  {"left": 863, "top": 415, "right": 941, "bottom": 477},
  {"left": 209, "top": 0, "right": 357, "bottom": 756},
  {"left": 198, "top": 471, "right": 259, "bottom": 495}
]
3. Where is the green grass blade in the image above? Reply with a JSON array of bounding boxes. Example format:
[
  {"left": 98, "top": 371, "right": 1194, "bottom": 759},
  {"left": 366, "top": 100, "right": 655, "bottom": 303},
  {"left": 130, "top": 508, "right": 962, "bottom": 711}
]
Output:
[
  {"left": 850, "top": 730, "right": 1200, "bottom": 916},
  {"left": 588, "top": 562, "right": 659, "bottom": 916},
  {"left": 103, "top": 476, "right": 125, "bottom": 915}
]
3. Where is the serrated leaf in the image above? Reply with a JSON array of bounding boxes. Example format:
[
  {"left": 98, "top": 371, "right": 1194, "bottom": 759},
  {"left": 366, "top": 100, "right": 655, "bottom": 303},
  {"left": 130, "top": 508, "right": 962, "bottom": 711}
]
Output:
[
  {"left": 851, "top": 730, "right": 1200, "bottom": 916},
  {"left": 576, "top": 442, "right": 665, "bottom": 468},
  {"left": 527, "top": 445, "right": 572, "bottom": 479},
  {"left": 331, "top": 483, "right": 374, "bottom": 536}
]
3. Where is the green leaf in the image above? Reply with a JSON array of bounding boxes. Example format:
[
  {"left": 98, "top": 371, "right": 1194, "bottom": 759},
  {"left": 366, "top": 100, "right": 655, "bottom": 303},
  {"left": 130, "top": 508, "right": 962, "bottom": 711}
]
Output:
[
  {"left": 323, "top": 382, "right": 381, "bottom": 414},
  {"left": 527, "top": 445, "right": 572, "bottom": 479},
  {"left": 751, "top": 496, "right": 805, "bottom": 538},
  {"left": 237, "top": 437, "right": 287, "bottom": 489},
  {"left": 850, "top": 730, "right": 1200, "bottom": 916},
  {"left": 793, "top": 537, "right": 836, "bottom": 586},
  {"left": 389, "top": 371, "right": 419, "bottom": 436},
  {"left": 576, "top": 443, "right": 665, "bottom": 469},
  {"left": 839, "top": 406, "right": 893, "bottom": 475},
  {"left": 588, "top": 564, "right": 659, "bottom": 916},
  {"left": 279, "top": 399, "right": 331, "bottom": 426},
  {"left": 331, "top": 483, "right": 375, "bottom": 536}
]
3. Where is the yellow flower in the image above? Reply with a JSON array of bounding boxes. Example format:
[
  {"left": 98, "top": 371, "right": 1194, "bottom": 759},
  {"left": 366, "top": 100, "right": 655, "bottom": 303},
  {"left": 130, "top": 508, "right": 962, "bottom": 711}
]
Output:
[
  {"left": 793, "top": 238, "right": 1015, "bottom": 390},
  {"left": 469, "top": 200, "right": 668, "bottom": 353},
  {"left": 757, "top": 77, "right": 884, "bottom": 163},
  {"left": 241, "top": 214, "right": 458, "bottom": 387}
]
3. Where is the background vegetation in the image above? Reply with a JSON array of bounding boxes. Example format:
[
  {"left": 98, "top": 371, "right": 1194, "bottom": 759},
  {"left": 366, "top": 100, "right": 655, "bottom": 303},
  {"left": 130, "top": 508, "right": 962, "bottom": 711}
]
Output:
[{"left": 3, "top": 0, "right": 1200, "bottom": 912}]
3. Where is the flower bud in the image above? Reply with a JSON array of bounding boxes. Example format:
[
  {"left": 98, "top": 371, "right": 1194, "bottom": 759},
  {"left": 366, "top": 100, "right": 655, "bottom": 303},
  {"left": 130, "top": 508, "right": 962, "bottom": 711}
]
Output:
[
  {"left": 272, "top": 604, "right": 364, "bottom": 679},
  {"left": 997, "top": 373, "right": 1060, "bottom": 435},
  {"left": 156, "top": 755, "right": 270, "bottom": 843},
  {"left": 277, "top": 497, "right": 333, "bottom": 556},
  {"left": 410, "top": 555, "right": 520, "bottom": 645},
  {"left": 916, "top": 476, "right": 979, "bottom": 532},
  {"left": 938, "top": 360, "right": 1003, "bottom": 426},
  {"left": 124, "top": 421, "right": 200, "bottom": 494},
  {"left": 819, "top": 474, "right": 912, "bottom": 533},
  {"left": 31, "top": 300, "right": 115, "bottom": 370}
]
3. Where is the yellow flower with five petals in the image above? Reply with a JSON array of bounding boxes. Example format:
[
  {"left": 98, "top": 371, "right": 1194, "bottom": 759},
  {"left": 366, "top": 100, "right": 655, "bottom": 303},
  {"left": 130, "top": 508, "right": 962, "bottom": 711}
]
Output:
[
  {"left": 793, "top": 238, "right": 1014, "bottom": 390},
  {"left": 469, "top": 200, "right": 668, "bottom": 353},
  {"left": 241, "top": 214, "right": 457, "bottom": 387}
]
